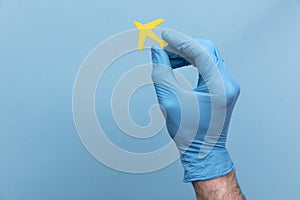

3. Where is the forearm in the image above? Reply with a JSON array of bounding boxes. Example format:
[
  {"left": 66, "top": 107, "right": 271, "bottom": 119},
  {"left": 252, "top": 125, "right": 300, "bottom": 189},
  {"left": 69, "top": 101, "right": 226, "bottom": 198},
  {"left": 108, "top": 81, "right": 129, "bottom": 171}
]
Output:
[{"left": 192, "top": 169, "right": 245, "bottom": 200}]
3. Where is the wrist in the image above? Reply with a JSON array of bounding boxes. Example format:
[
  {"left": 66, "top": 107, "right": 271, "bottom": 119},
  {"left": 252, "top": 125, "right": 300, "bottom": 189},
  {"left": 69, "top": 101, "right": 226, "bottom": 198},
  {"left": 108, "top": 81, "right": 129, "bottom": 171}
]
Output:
[
  {"left": 180, "top": 148, "right": 233, "bottom": 182},
  {"left": 192, "top": 169, "right": 245, "bottom": 200}
]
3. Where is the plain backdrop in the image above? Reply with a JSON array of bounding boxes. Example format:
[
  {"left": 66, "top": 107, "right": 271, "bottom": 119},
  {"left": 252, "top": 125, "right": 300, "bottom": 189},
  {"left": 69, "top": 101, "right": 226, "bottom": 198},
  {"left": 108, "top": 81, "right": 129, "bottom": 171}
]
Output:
[{"left": 1, "top": 0, "right": 300, "bottom": 199}]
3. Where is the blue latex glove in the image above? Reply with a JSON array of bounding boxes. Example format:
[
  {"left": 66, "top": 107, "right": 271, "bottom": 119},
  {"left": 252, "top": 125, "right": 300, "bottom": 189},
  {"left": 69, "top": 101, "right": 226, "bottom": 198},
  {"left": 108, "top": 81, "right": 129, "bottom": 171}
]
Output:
[{"left": 151, "top": 30, "right": 240, "bottom": 182}]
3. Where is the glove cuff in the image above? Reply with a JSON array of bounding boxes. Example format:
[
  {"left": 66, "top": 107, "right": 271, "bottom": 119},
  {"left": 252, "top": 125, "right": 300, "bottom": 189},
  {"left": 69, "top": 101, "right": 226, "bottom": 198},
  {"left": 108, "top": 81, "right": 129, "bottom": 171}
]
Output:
[{"left": 181, "top": 149, "right": 234, "bottom": 182}]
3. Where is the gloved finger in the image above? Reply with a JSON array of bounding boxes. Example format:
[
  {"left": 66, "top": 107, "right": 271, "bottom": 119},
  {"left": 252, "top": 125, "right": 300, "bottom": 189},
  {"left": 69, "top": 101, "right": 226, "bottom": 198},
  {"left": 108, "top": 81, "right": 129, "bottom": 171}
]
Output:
[
  {"left": 165, "top": 38, "right": 221, "bottom": 69},
  {"left": 151, "top": 45, "right": 181, "bottom": 91},
  {"left": 162, "top": 30, "right": 218, "bottom": 83},
  {"left": 165, "top": 40, "right": 215, "bottom": 88},
  {"left": 194, "top": 39, "right": 221, "bottom": 66},
  {"left": 165, "top": 51, "right": 191, "bottom": 69},
  {"left": 193, "top": 39, "right": 240, "bottom": 95},
  {"left": 193, "top": 39, "right": 223, "bottom": 89},
  {"left": 165, "top": 38, "right": 226, "bottom": 88}
]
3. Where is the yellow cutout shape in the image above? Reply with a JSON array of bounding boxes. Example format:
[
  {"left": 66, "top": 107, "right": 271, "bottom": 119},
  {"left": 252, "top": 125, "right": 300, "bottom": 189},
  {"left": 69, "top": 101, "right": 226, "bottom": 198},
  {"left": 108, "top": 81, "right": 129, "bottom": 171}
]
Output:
[{"left": 133, "top": 18, "right": 167, "bottom": 51}]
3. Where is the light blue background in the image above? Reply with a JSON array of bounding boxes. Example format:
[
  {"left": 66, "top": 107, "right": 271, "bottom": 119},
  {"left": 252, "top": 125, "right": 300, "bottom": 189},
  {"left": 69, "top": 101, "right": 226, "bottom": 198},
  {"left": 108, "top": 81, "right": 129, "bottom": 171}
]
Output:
[{"left": 1, "top": 0, "right": 300, "bottom": 199}]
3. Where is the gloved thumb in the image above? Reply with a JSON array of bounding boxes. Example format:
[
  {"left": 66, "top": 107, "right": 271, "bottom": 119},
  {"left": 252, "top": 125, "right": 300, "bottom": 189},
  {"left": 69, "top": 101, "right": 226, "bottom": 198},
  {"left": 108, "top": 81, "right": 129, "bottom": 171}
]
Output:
[{"left": 151, "top": 45, "right": 180, "bottom": 90}]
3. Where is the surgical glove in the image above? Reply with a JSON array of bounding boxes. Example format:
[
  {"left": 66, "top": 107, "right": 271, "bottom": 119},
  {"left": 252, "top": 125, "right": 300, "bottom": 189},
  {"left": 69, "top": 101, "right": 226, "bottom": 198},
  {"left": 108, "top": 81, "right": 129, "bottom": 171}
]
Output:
[{"left": 151, "top": 30, "right": 240, "bottom": 182}]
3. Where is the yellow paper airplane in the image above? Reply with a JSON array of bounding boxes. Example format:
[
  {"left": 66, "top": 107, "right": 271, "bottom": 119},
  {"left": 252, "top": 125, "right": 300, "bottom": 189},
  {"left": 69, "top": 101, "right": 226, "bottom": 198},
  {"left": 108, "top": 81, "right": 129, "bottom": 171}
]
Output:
[{"left": 133, "top": 18, "right": 167, "bottom": 51}]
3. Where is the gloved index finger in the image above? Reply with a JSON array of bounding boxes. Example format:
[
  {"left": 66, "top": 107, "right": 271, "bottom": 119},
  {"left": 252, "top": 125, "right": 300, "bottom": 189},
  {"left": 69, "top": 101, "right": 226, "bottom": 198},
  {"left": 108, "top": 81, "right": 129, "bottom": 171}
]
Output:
[{"left": 162, "top": 30, "right": 218, "bottom": 83}]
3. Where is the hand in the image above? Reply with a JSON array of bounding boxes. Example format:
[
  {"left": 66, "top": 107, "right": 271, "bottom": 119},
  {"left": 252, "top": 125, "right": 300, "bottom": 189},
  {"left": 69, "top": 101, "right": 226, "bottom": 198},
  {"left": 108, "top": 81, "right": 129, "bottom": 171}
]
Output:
[{"left": 151, "top": 30, "right": 240, "bottom": 182}]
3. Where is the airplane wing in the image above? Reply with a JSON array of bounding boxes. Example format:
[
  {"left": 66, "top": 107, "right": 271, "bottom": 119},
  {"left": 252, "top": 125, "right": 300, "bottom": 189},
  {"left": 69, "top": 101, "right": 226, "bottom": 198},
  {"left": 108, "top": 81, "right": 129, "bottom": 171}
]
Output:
[
  {"left": 133, "top": 21, "right": 143, "bottom": 28},
  {"left": 145, "top": 18, "right": 164, "bottom": 28}
]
